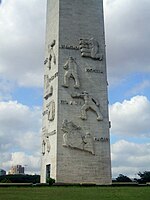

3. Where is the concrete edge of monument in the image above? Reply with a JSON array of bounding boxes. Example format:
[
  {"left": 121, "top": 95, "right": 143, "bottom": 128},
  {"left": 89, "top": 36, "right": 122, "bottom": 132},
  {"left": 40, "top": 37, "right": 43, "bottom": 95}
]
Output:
[{"left": 41, "top": 0, "right": 112, "bottom": 185}]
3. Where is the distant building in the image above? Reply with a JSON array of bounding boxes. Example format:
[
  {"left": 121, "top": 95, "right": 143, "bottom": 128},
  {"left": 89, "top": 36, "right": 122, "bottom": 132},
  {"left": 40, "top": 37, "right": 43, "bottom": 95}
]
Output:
[
  {"left": 8, "top": 165, "right": 24, "bottom": 175},
  {"left": 0, "top": 169, "right": 6, "bottom": 176}
]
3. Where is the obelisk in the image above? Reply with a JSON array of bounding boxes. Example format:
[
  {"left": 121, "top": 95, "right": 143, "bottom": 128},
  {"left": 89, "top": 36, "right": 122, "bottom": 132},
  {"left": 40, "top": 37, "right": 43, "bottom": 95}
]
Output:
[{"left": 41, "top": 0, "right": 112, "bottom": 185}]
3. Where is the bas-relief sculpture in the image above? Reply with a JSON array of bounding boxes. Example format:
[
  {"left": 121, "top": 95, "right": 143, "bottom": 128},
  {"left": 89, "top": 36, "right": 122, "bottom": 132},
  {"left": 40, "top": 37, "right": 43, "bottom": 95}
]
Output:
[
  {"left": 42, "top": 101, "right": 56, "bottom": 120},
  {"left": 60, "top": 99, "right": 83, "bottom": 106},
  {"left": 61, "top": 120, "right": 95, "bottom": 155},
  {"left": 44, "top": 75, "right": 53, "bottom": 100},
  {"left": 47, "top": 100, "right": 55, "bottom": 121},
  {"left": 42, "top": 128, "right": 57, "bottom": 155},
  {"left": 42, "top": 101, "right": 55, "bottom": 121},
  {"left": 44, "top": 85, "right": 53, "bottom": 100},
  {"left": 62, "top": 57, "right": 80, "bottom": 89},
  {"left": 71, "top": 91, "right": 103, "bottom": 121},
  {"left": 42, "top": 140, "right": 46, "bottom": 155},
  {"left": 79, "top": 38, "right": 103, "bottom": 60},
  {"left": 60, "top": 44, "right": 79, "bottom": 50},
  {"left": 59, "top": 38, "right": 103, "bottom": 61},
  {"left": 85, "top": 68, "right": 103, "bottom": 74},
  {"left": 41, "top": 0, "right": 111, "bottom": 185},
  {"left": 42, "top": 129, "right": 51, "bottom": 154},
  {"left": 44, "top": 40, "right": 56, "bottom": 70}
]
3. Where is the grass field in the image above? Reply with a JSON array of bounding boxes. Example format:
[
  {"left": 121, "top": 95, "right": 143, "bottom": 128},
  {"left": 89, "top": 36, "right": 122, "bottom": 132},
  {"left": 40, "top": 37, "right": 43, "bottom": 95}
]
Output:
[{"left": 0, "top": 186, "right": 149, "bottom": 200}]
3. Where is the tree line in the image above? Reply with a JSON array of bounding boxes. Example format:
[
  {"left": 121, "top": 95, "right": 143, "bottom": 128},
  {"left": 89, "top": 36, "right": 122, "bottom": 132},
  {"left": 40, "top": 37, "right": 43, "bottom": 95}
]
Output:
[
  {"left": 0, "top": 171, "right": 149, "bottom": 184},
  {"left": 114, "top": 171, "right": 150, "bottom": 183},
  {"left": 0, "top": 174, "right": 40, "bottom": 183}
]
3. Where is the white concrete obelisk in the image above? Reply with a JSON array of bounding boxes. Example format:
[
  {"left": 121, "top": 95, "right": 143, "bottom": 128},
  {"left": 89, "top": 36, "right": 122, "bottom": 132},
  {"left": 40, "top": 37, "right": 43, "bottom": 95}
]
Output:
[{"left": 41, "top": 0, "right": 112, "bottom": 185}]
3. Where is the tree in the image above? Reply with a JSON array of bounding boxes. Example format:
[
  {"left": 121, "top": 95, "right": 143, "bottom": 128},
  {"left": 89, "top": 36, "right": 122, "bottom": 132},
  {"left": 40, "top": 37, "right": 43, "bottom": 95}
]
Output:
[
  {"left": 116, "top": 174, "right": 132, "bottom": 182},
  {"left": 137, "top": 171, "right": 150, "bottom": 183},
  {"left": 46, "top": 177, "right": 55, "bottom": 185},
  {"left": 0, "top": 175, "right": 40, "bottom": 183}
]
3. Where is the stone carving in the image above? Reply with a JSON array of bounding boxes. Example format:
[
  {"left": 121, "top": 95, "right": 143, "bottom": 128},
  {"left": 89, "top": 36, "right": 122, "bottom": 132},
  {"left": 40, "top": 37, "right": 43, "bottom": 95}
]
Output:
[
  {"left": 85, "top": 68, "right": 103, "bottom": 74},
  {"left": 42, "top": 128, "right": 57, "bottom": 154},
  {"left": 42, "top": 131, "right": 51, "bottom": 154},
  {"left": 94, "top": 137, "right": 109, "bottom": 142},
  {"left": 42, "top": 127, "right": 56, "bottom": 136},
  {"left": 44, "top": 85, "right": 53, "bottom": 100},
  {"left": 79, "top": 38, "right": 103, "bottom": 60},
  {"left": 42, "top": 135, "right": 50, "bottom": 153},
  {"left": 44, "top": 75, "right": 53, "bottom": 100},
  {"left": 44, "top": 40, "right": 56, "bottom": 70},
  {"left": 71, "top": 91, "right": 103, "bottom": 121},
  {"left": 49, "top": 72, "right": 58, "bottom": 83},
  {"left": 61, "top": 120, "right": 95, "bottom": 155},
  {"left": 60, "top": 100, "right": 82, "bottom": 106},
  {"left": 60, "top": 44, "right": 79, "bottom": 50},
  {"left": 62, "top": 57, "right": 80, "bottom": 89},
  {"left": 42, "top": 140, "right": 46, "bottom": 155},
  {"left": 44, "top": 75, "right": 49, "bottom": 88},
  {"left": 47, "top": 101, "right": 55, "bottom": 121}
]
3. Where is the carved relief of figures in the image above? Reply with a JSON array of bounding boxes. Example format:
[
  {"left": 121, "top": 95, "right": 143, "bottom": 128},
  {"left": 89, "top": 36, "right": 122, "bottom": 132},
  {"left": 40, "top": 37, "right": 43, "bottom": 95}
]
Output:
[
  {"left": 42, "top": 128, "right": 51, "bottom": 154},
  {"left": 61, "top": 120, "right": 95, "bottom": 155},
  {"left": 71, "top": 91, "right": 103, "bottom": 121},
  {"left": 42, "top": 128, "right": 49, "bottom": 154},
  {"left": 41, "top": 128, "right": 57, "bottom": 155},
  {"left": 44, "top": 85, "right": 53, "bottom": 100},
  {"left": 44, "top": 40, "right": 56, "bottom": 70},
  {"left": 83, "top": 132, "right": 95, "bottom": 154},
  {"left": 62, "top": 57, "right": 80, "bottom": 89},
  {"left": 46, "top": 136, "right": 51, "bottom": 152},
  {"left": 42, "top": 140, "right": 46, "bottom": 155},
  {"left": 42, "top": 137, "right": 51, "bottom": 155},
  {"left": 47, "top": 100, "right": 55, "bottom": 121},
  {"left": 44, "top": 75, "right": 53, "bottom": 100},
  {"left": 79, "top": 38, "right": 103, "bottom": 60}
]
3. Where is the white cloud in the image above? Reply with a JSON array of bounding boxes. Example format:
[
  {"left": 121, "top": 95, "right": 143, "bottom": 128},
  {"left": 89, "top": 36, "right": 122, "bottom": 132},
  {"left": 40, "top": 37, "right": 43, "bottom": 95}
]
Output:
[
  {"left": 111, "top": 140, "right": 150, "bottom": 178},
  {"left": 0, "top": 101, "right": 41, "bottom": 134},
  {"left": 104, "top": 0, "right": 150, "bottom": 85},
  {"left": 16, "top": 131, "right": 41, "bottom": 152},
  {"left": 0, "top": 0, "right": 46, "bottom": 87},
  {"left": 0, "top": 0, "right": 150, "bottom": 179},
  {"left": 1, "top": 152, "right": 40, "bottom": 174},
  {"left": 0, "top": 101, "right": 42, "bottom": 174},
  {"left": 0, "top": 0, "right": 150, "bottom": 88},
  {"left": 110, "top": 95, "right": 150, "bottom": 137}
]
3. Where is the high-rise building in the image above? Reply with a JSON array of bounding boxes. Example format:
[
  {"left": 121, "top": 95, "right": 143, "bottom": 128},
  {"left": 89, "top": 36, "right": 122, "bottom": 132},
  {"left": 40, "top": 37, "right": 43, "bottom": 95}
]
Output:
[
  {"left": 8, "top": 165, "right": 24, "bottom": 175},
  {"left": 41, "top": 0, "right": 111, "bottom": 185}
]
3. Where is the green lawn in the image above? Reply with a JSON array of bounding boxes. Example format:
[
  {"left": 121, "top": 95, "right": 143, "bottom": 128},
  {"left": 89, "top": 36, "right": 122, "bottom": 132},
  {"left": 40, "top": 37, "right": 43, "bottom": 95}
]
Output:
[{"left": 0, "top": 186, "right": 149, "bottom": 200}]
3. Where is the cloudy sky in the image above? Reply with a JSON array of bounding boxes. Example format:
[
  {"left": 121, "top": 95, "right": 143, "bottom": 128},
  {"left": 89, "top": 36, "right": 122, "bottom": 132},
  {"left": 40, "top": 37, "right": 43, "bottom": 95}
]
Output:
[{"left": 0, "top": 0, "right": 150, "bottom": 178}]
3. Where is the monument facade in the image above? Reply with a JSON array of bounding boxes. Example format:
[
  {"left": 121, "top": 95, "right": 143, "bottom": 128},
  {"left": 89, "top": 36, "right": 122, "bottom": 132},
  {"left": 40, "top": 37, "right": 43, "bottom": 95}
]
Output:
[{"left": 41, "top": 0, "right": 112, "bottom": 184}]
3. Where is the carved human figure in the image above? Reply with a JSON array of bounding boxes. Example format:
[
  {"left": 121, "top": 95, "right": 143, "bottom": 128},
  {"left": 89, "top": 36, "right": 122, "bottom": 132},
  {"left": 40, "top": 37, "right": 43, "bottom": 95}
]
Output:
[
  {"left": 83, "top": 132, "right": 95, "bottom": 155},
  {"left": 44, "top": 75, "right": 53, "bottom": 100},
  {"left": 61, "top": 120, "right": 95, "bottom": 155},
  {"left": 44, "top": 75, "right": 49, "bottom": 89},
  {"left": 44, "top": 40, "right": 56, "bottom": 70},
  {"left": 79, "top": 38, "right": 103, "bottom": 60},
  {"left": 47, "top": 101, "right": 55, "bottom": 121},
  {"left": 62, "top": 57, "right": 80, "bottom": 89},
  {"left": 42, "top": 136, "right": 50, "bottom": 154},
  {"left": 42, "top": 140, "right": 46, "bottom": 155},
  {"left": 62, "top": 120, "right": 83, "bottom": 149},
  {"left": 71, "top": 91, "right": 103, "bottom": 121},
  {"left": 42, "top": 128, "right": 52, "bottom": 154},
  {"left": 46, "top": 136, "right": 51, "bottom": 152}
]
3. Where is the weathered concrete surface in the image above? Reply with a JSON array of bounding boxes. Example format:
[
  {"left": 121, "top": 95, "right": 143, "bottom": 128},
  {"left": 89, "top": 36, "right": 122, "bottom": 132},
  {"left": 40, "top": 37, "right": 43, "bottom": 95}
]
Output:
[{"left": 41, "top": 0, "right": 112, "bottom": 185}]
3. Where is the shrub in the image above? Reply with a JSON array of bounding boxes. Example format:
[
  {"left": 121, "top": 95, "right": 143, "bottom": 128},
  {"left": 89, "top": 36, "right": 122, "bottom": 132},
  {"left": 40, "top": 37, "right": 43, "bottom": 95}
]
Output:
[{"left": 46, "top": 177, "right": 55, "bottom": 185}]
